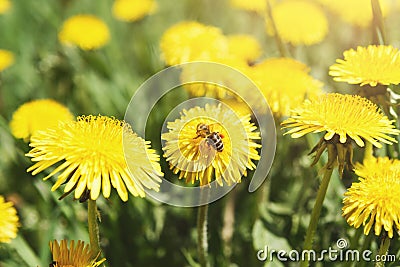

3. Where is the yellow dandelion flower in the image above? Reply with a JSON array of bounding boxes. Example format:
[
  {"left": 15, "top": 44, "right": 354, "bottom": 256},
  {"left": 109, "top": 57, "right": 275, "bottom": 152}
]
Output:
[
  {"left": 249, "top": 57, "right": 323, "bottom": 117},
  {"left": 58, "top": 15, "right": 110, "bottom": 50},
  {"left": 0, "top": 0, "right": 11, "bottom": 14},
  {"left": 9, "top": 99, "right": 74, "bottom": 141},
  {"left": 230, "top": 0, "right": 272, "bottom": 13},
  {"left": 162, "top": 104, "right": 260, "bottom": 186},
  {"left": 343, "top": 157, "right": 400, "bottom": 238},
  {"left": 317, "top": 0, "right": 390, "bottom": 28},
  {"left": 49, "top": 240, "right": 106, "bottom": 267},
  {"left": 267, "top": 0, "right": 328, "bottom": 45},
  {"left": 221, "top": 97, "right": 253, "bottom": 118},
  {"left": 329, "top": 45, "right": 400, "bottom": 87},
  {"left": 160, "top": 21, "right": 229, "bottom": 66},
  {"left": 227, "top": 34, "right": 262, "bottom": 62},
  {"left": 282, "top": 93, "right": 400, "bottom": 148},
  {"left": 0, "top": 196, "right": 19, "bottom": 243},
  {"left": 26, "top": 115, "right": 163, "bottom": 202},
  {"left": 112, "top": 0, "right": 157, "bottom": 22},
  {"left": 0, "top": 49, "right": 14, "bottom": 72},
  {"left": 181, "top": 57, "right": 250, "bottom": 99}
]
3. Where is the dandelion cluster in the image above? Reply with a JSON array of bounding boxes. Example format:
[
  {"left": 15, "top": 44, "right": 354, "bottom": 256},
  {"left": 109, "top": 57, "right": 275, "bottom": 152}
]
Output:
[{"left": 26, "top": 115, "right": 163, "bottom": 202}]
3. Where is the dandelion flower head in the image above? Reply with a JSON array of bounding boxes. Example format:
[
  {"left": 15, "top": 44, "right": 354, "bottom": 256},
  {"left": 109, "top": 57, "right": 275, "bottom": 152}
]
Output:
[
  {"left": 160, "top": 21, "right": 228, "bottom": 66},
  {"left": 112, "top": 0, "right": 157, "bottom": 22},
  {"left": 343, "top": 157, "right": 400, "bottom": 238},
  {"left": 266, "top": 0, "right": 328, "bottom": 45},
  {"left": 282, "top": 93, "right": 400, "bottom": 148},
  {"left": 250, "top": 57, "right": 323, "bottom": 117},
  {"left": 0, "top": 0, "right": 11, "bottom": 14},
  {"left": 162, "top": 104, "right": 260, "bottom": 186},
  {"left": 230, "top": 0, "right": 273, "bottom": 13},
  {"left": 318, "top": 0, "right": 390, "bottom": 28},
  {"left": 26, "top": 115, "right": 163, "bottom": 202},
  {"left": 181, "top": 57, "right": 250, "bottom": 99},
  {"left": 227, "top": 34, "right": 262, "bottom": 62},
  {"left": 58, "top": 14, "right": 110, "bottom": 50},
  {"left": 0, "top": 196, "right": 19, "bottom": 243},
  {"left": 329, "top": 45, "right": 400, "bottom": 87},
  {"left": 0, "top": 49, "right": 14, "bottom": 72},
  {"left": 10, "top": 99, "right": 74, "bottom": 141},
  {"left": 49, "top": 240, "right": 106, "bottom": 267}
]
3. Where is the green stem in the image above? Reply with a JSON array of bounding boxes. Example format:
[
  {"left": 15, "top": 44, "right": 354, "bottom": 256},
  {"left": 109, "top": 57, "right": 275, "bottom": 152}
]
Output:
[
  {"left": 375, "top": 234, "right": 390, "bottom": 267},
  {"left": 88, "top": 199, "right": 101, "bottom": 258},
  {"left": 364, "top": 142, "right": 373, "bottom": 161},
  {"left": 197, "top": 203, "right": 209, "bottom": 267},
  {"left": 300, "top": 166, "right": 334, "bottom": 267}
]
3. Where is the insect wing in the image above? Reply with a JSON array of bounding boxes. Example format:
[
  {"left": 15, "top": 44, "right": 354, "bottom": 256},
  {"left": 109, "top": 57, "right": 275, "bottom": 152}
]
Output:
[{"left": 198, "top": 138, "right": 216, "bottom": 170}]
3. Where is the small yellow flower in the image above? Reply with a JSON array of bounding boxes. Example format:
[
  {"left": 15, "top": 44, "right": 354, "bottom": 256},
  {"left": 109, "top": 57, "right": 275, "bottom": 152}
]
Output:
[
  {"left": 227, "top": 34, "right": 262, "bottom": 62},
  {"left": 26, "top": 115, "right": 163, "bottom": 202},
  {"left": 0, "top": 49, "right": 14, "bottom": 72},
  {"left": 221, "top": 97, "right": 253, "bottom": 118},
  {"left": 0, "top": 0, "right": 11, "bottom": 14},
  {"left": 160, "top": 21, "right": 228, "bottom": 66},
  {"left": 329, "top": 45, "right": 400, "bottom": 86},
  {"left": 249, "top": 57, "right": 323, "bottom": 117},
  {"left": 267, "top": 0, "right": 328, "bottom": 45},
  {"left": 9, "top": 99, "right": 74, "bottom": 141},
  {"left": 230, "top": 0, "right": 273, "bottom": 13},
  {"left": 317, "top": 0, "right": 390, "bottom": 28},
  {"left": 181, "top": 57, "right": 250, "bottom": 99},
  {"left": 0, "top": 196, "right": 19, "bottom": 243},
  {"left": 343, "top": 157, "right": 400, "bottom": 238},
  {"left": 112, "top": 0, "right": 157, "bottom": 22},
  {"left": 282, "top": 93, "right": 400, "bottom": 148},
  {"left": 58, "top": 15, "right": 110, "bottom": 50},
  {"left": 49, "top": 240, "right": 106, "bottom": 267},
  {"left": 162, "top": 104, "right": 260, "bottom": 186}
]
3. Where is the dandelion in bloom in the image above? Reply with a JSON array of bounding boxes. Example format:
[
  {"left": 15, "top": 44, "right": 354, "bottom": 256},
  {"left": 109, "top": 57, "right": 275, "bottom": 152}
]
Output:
[
  {"left": 181, "top": 57, "right": 250, "bottom": 99},
  {"left": 112, "top": 0, "right": 157, "bottom": 22},
  {"left": 266, "top": 0, "right": 328, "bottom": 46},
  {"left": 317, "top": 0, "right": 390, "bottom": 28},
  {"left": 49, "top": 240, "right": 106, "bottom": 267},
  {"left": 160, "top": 21, "right": 228, "bottom": 66},
  {"left": 26, "top": 115, "right": 163, "bottom": 202},
  {"left": 9, "top": 99, "right": 74, "bottom": 141},
  {"left": 227, "top": 34, "right": 262, "bottom": 63},
  {"left": 58, "top": 15, "right": 110, "bottom": 50},
  {"left": 0, "top": 0, "right": 11, "bottom": 14},
  {"left": 0, "top": 49, "right": 14, "bottom": 72},
  {"left": 343, "top": 157, "right": 400, "bottom": 238},
  {"left": 0, "top": 196, "right": 19, "bottom": 243},
  {"left": 249, "top": 57, "right": 323, "bottom": 117},
  {"left": 329, "top": 45, "right": 400, "bottom": 87},
  {"left": 162, "top": 104, "right": 260, "bottom": 186},
  {"left": 282, "top": 93, "right": 400, "bottom": 175}
]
